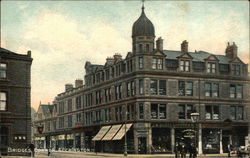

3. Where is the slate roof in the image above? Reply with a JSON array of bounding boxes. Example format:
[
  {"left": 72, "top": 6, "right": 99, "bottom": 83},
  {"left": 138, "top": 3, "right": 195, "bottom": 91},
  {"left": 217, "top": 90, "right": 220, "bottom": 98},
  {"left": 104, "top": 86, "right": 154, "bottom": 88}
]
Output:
[
  {"left": 40, "top": 104, "right": 54, "bottom": 117},
  {"left": 163, "top": 50, "right": 232, "bottom": 64}
]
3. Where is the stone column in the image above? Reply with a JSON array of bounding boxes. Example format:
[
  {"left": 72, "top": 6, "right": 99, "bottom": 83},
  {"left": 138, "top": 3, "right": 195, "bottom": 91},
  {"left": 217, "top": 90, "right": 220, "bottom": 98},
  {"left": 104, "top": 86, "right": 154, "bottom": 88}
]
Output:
[
  {"left": 81, "top": 132, "right": 85, "bottom": 151},
  {"left": 134, "top": 129, "right": 138, "bottom": 154},
  {"left": 73, "top": 133, "right": 76, "bottom": 150},
  {"left": 147, "top": 126, "right": 152, "bottom": 154},
  {"left": 198, "top": 124, "right": 202, "bottom": 154},
  {"left": 171, "top": 128, "right": 175, "bottom": 153},
  {"left": 219, "top": 129, "right": 223, "bottom": 154}
]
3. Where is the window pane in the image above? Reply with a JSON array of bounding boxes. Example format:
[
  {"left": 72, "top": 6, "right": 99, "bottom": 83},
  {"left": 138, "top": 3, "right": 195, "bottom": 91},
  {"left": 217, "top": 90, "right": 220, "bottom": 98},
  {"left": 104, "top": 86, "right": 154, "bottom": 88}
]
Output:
[
  {"left": 205, "top": 106, "right": 212, "bottom": 119},
  {"left": 157, "top": 59, "right": 163, "bottom": 69},
  {"left": 139, "top": 57, "right": 143, "bottom": 69},
  {"left": 212, "top": 83, "right": 219, "bottom": 97},
  {"left": 238, "top": 106, "right": 243, "bottom": 120},
  {"left": 186, "top": 104, "right": 193, "bottom": 119},
  {"left": 236, "top": 85, "right": 243, "bottom": 98},
  {"left": 213, "top": 106, "right": 219, "bottom": 120},
  {"left": 159, "top": 80, "right": 166, "bottom": 95},
  {"left": 139, "top": 103, "right": 144, "bottom": 119},
  {"left": 178, "top": 81, "right": 185, "bottom": 96},
  {"left": 151, "top": 104, "right": 158, "bottom": 119},
  {"left": 185, "top": 61, "right": 190, "bottom": 71},
  {"left": 159, "top": 104, "right": 166, "bottom": 119},
  {"left": 139, "top": 79, "right": 144, "bottom": 94},
  {"left": 205, "top": 83, "right": 211, "bottom": 97},
  {"left": 150, "top": 80, "right": 158, "bottom": 95},
  {"left": 230, "top": 85, "right": 236, "bottom": 98},
  {"left": 230, "top": 106, "right": 236, "bottom": 120},
  {"left": 178, "top": 104, "right": 185, "bottom": 119},
  {"left": 152, "top": 59, "right": 157, "bottom": 69},
  {"left": 186, "top": 82, "right": 193, "bottom": 96}
]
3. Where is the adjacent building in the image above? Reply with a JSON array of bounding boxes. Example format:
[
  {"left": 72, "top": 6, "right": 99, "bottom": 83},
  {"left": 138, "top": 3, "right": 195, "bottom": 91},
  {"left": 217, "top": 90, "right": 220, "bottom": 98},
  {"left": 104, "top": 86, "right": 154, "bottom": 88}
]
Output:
[
  {"left": 0, "top": 48, "right": 33, "bottom": 156},
  {"left": 33, "top": 6, "right": 250, "bottom": 154}
]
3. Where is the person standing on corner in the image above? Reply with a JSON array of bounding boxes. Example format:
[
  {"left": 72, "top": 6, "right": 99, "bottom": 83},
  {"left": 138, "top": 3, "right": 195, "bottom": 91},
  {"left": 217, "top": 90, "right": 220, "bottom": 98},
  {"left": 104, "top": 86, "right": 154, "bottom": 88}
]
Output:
[{"left": 28, "top": 142, "right": 35, "bottom": 157}]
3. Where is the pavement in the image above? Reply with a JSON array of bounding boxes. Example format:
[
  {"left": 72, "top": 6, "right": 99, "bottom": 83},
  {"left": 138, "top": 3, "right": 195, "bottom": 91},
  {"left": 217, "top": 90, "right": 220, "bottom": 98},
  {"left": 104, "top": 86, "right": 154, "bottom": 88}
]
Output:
[{"left": 0, "top": 150, "right": 244, "bottom": 158}]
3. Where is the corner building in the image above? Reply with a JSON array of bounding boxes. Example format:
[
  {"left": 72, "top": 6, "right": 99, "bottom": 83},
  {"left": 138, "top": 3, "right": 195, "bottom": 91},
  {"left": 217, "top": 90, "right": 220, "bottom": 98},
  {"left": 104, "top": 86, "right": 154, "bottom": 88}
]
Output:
[
  {"left": 0, "top": 48, "right": 33, "bottom": 156},
  {"left": 40, "top": 6, "right": 250, "bottom": 154}
]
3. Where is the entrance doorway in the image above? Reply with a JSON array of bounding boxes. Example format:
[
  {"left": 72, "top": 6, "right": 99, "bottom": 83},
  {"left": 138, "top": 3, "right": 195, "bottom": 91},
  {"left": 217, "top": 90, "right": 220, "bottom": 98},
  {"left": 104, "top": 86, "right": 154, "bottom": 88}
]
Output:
[
  {"left": 138, "top": 137, "right": 147, "bottom": 154},
  {"left": 0, "top": 126, "right": 9, "bottom": 155}
]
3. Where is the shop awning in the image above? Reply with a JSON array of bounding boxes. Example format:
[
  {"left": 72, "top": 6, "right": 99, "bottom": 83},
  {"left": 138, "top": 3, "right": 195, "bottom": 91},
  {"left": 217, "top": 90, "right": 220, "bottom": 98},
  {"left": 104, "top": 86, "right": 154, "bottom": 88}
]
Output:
[
  {"left": 92, "top": 126, "right": 111, "bottom": 141},
  {"left": 112, "top": 123, "right": 132, "bottom": 140},
  {"left": 102, "top": 124, "right": 122, "bottom": 141}
]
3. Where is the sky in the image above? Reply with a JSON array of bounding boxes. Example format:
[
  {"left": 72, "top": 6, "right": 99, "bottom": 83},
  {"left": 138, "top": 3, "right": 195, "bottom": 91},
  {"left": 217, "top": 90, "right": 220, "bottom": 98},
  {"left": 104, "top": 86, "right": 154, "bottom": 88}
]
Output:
[{"left": 1, "top": 1, "right": 249, "bottom": 111}]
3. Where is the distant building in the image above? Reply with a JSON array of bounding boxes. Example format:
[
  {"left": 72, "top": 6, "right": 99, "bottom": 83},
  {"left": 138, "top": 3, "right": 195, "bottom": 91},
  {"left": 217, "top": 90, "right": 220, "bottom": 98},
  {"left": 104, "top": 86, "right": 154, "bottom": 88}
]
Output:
[
  {"left": 33, "top": 5, "right": 250, "bottom": 154},
  {"left": 0, "top": 48, "right": 32, "bottom": 156}
]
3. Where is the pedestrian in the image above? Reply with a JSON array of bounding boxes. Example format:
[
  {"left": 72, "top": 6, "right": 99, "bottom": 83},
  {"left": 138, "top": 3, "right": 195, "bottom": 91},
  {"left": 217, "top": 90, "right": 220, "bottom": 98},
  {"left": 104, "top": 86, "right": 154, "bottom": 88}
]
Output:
[
  {"left": 175, "top": 142, "right": 180, "bottom": 158},
  {"left": 28, "top": 142, "right": 35, "bottom": 157},
  {"left": 228, "top": 144, "right": 233, "bottom": 157},
  {"left": 181, "top": 144, "right": 187, "bottom": 158}
]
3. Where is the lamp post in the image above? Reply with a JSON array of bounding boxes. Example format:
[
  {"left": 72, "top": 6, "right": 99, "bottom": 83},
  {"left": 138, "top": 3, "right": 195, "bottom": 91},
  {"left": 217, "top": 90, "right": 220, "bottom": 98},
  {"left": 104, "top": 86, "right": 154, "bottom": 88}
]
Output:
[
  {"left": 124, "top": 111, "right": 128, "bottom": 156},
  {"left": 191, "top": 112, "right": 200, "bottom": 157}
]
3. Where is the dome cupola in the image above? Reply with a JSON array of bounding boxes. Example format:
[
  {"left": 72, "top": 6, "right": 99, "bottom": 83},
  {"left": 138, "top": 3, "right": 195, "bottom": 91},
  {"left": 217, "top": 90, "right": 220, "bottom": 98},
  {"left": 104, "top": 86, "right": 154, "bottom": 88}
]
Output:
[{"left": 132, "top": 5, "right": 155, "bottom": 37}]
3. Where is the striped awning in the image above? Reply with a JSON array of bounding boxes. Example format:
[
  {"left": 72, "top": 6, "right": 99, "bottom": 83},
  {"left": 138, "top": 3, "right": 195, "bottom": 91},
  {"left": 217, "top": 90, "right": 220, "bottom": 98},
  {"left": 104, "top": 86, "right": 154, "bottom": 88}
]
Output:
[{"left": 92, "top": 126, "right": 111, "bottom": 141}]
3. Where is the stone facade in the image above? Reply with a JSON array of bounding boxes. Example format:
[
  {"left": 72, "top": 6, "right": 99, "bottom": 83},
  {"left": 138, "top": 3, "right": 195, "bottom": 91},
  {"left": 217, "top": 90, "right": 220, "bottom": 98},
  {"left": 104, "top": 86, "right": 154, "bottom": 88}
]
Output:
[
  {"left": 0, "top": 48, "right": 33, "bottom": 156},
  {"left": 33, "top": 6, "right": 250, "bottom": 154}
]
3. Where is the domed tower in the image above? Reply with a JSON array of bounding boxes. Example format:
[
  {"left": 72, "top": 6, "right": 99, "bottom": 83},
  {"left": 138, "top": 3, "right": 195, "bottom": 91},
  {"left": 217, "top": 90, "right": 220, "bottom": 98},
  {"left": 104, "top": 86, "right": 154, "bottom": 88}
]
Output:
[{"left": 132, "top": 4, "right": 155, "bottom": 54}]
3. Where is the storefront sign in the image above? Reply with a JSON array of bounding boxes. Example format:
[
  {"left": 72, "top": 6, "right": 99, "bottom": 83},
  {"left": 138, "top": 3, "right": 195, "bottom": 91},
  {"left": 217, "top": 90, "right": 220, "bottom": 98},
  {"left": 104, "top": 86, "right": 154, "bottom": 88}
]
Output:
[{"left": 183, "top": 129, "right": 195, "bottom": 138}]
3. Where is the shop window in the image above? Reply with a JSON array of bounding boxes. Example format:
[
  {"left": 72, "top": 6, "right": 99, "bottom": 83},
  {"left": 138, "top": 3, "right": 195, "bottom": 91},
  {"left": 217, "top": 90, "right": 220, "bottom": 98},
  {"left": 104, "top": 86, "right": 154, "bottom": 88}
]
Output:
[
  {"left": 0, "top": 92, "right": 7, "bottom": 111},
  {"left": 207, "top": 62, "right": 216, "bottom": 73},
  {"left": 139, "top": 57, "right": 143, "bottom": 69},
  {"left": 178, "top": 104, "right": 193, "bottom": 119},
  {"left": 178, "top": 81, "right": 193, "bottom": 96},
  {"left": 139, "top": 79, "right": 144, "bottom": 95},
  {"left": 230, "top": 105, "right": 244, "bottom": 120},
  {"left": 180, "top": 60, "right": 190, "bottom": 72},
  {"left": 0, "top": 63, "right": 7, "bottom": 78},
  {"left": 139, "top": 103, "right": 144, "bottom": 119},
  {"left": 205, "top": 83, "right": 219, "bottom": 97},
  {"left": 205, "top": 105, "right": 219, "bottom": 120},
  {"left": 230, "top": 84, "right": 242, "bottom": 98},
  {"left": 151, "top": 103, "right": 167, "bottom": 119}
]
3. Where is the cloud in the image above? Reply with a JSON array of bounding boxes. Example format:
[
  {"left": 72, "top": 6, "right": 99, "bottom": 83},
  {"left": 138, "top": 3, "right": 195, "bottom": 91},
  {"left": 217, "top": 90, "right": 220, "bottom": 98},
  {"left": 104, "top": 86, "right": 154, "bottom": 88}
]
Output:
[{"left": 16, "top": 8, "right": 130, "bottom": 110}]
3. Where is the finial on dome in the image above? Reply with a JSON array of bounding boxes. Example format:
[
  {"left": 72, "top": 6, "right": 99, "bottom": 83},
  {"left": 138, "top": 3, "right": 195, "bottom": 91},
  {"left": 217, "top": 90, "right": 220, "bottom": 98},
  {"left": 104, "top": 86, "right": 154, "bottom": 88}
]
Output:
[{"left": 142, "top": 0, "right": 145, "bottom": 11}]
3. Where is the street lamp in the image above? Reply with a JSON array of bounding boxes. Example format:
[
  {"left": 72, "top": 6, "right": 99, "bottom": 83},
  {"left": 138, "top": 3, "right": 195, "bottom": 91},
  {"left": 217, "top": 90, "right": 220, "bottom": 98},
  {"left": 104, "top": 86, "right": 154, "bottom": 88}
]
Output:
[
  {"left": 191, "top": 112, "right": 200, "bottom": 157},
  {"left": 124, "top": 111, "right": 128, "bottom": 156}
]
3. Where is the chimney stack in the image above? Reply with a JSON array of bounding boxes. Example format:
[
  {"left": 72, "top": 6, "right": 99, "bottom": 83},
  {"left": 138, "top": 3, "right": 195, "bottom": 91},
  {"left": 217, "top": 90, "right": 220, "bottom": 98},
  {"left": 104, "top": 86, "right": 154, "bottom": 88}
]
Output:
[
  {"left": 113, "top": 53, "right": 122, "bottom": 61},
  {"left": 181, "top": 40, "right": 188, "bottom": 53},
  {"left": 156, "top": 37, "right": 163, "bottom": 51},
  {"left": 75, "top": 79, "right": 83, "bottom": 88},
  {"left": 65, "top": 83, "right": 73, "bottom": 92}
]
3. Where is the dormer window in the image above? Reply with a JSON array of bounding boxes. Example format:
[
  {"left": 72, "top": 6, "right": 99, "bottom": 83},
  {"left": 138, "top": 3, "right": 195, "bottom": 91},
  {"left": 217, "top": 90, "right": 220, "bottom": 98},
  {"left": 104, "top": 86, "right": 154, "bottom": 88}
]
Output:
[
  {"left": 152, "top": 58, "right": 163, "bottom": 70},
  {"left": 180, "top": 60, "right": 190, "bottom": 72},
  {"left": 207, "top": 62, "right": 216, "bottom": 73},
  {"left": 232, "top": 64, "right": 241, "bottom": 75}
]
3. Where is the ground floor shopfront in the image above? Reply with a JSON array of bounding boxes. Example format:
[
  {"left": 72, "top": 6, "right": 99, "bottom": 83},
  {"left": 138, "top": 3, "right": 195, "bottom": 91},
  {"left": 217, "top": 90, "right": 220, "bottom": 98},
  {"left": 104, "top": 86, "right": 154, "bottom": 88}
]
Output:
[{"left": 34, "top": 122, "right": 250, "bottom": 154}]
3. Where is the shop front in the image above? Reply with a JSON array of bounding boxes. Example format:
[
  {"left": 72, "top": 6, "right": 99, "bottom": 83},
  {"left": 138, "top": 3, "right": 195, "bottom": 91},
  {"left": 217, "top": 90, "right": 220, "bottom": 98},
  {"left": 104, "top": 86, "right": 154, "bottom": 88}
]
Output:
[
  {"left": 152, "top": 128, "right": 171, "bottom": 153},
  {"left": 202, "top": 128, "right": 220, "bottom": 154}
]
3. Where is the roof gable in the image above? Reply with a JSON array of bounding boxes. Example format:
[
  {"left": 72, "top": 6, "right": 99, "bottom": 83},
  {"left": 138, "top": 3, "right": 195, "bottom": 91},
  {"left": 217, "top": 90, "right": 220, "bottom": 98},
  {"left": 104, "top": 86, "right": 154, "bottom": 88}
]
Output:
[
  {"left": 204, "top": 55, "right": 219, "bottom": 62},
  {"left": 230, "top": 57, "right": 245, "bottom": 64},
  {"left": 153, "top": 50, "right": 166, "bottom": 57},
  {"left": 177, "top": 52, "right": 193, "bottom": 59}
]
